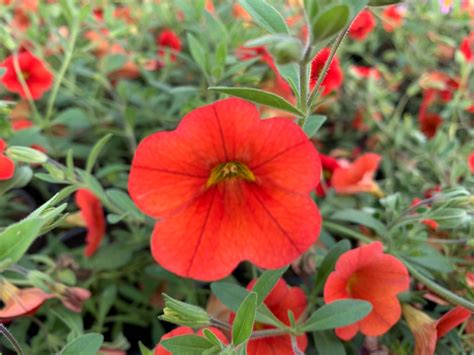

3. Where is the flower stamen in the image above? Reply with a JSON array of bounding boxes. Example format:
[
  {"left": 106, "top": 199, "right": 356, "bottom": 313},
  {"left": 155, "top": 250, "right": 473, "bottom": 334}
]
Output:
[{"left": 206, "top": 161, "right": 256, "bottom": 188}]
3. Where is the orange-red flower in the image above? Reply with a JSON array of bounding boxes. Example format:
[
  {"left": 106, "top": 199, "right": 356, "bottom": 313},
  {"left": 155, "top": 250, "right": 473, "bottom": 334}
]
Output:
[
  {"left": 235, "top": 278, "right": 308, "bottom": 354},
  {"left": 330, "top": 153, "right": 382, "bottom": 196},
  {"left": 324, "top": 242, "right": 410, "bottom": 340},
  {"left": 0, "top": 51, "right": 53, "bottom": 100},
  {"left": 310, "top": 48, "right": 344, "bottom": 96},
  {"left": 403, "top": 305, "right": 472, "bottom": 355},
  {"left": 469, "top": 152, "right": 474, "bottom": 173},
  {"left": 349, "top": 10, "right": 376, "bottom": 41},
  {"left": 421, "top": 219, "right": 439, "bottom": 231},
  {"left": 460, "top": 33, "right": 474, "bottom": 62},
  {"left": 157, "top": 29, "right": 182, "bottom": 63},
  {"left": 75, "top": 189, "right": 106, "bottom": 257},
  {"left": 0, "top": 139, "right": 15, "bottom": 180},
  {"left": 154, "top": 326, "right": 227, "bottom": 355},
  {"left": 316, "top": 153, "right": 342, "bottom": 197},
  {"left": 0, "top": 280, "right": 52, "bottom": 322},
  {"left": 381, "top": 5, "right": 404, "bottom": 32},
  {"left": 128, "top": 98, "right": 321, "bottom": 281}
]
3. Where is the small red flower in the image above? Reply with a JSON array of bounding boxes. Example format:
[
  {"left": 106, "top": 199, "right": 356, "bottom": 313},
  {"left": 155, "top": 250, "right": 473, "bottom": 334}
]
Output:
[
  {"left": 419, "top": 112, "right": 442, "bottom": 139},
  {"left": 0, "top": 280, "right": 52, "bottom": 323},
  {"left": 157, "top": 29, "right": 182, "bottom": 62},
  {"left": 469, "top": 152, "right": 474, "bottom": 173},
  {"left": 460, "top": 33, "right": 474, "bottom": 62},
  {"left": 128, "top": 98, "right": 321, "bottom": 281},
  {"left": 330, "top": 153, "right": 382, "bottom": 196},
  {"left": 324, "top": 242, "right": 410, "bottom": 340},
  {"left": 233, "top": 278, "right": 308, "bottom": 354},
  {"left": 75, "top": 189, "right": 106, "bottom": 257},
  {"left": 350, "top": 65, "right": 381, "bottom": 80},
  {"left": 381, "top": 5, "right": 404, "bottom": 32},
  {"left": 404, "top": 305, "right": 472, "bottom": 355},
  {"left": 421, "top": 219, "right": 439, "bottom": 231},
  {"left": 154, "top": 326, "right": 227, "bottom": 355},
  {"left": 316, "top": 153, "right": 342, "bottom": 197},
  {"left": 0, "top": 139, "right": 15, "bottom": 180},
  {"left": 349, "top": 10, "right": 376, "bottom": 41},
  {"left": 310, "top": 48, "right": 344, "bottom": 96},
  {"left": 1, "top": 51, "right": 53, "bottom": 100}
]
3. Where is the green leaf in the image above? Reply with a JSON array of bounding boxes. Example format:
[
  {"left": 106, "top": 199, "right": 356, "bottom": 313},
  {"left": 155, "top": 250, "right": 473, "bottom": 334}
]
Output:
[
  {"left": 368, "top": 0, "right": 402, "bottom": 6},
  {"left": 331, "top": 209, "right": 388, "bottom": 236},
  {"left": 51, "top": 308, "right": 84, "bottom": 338},
  {"left": 86, "top": 133, "right": 113, "bottom": 173},
  {"left": 313, "top": 330, "right": 346, "bottom": 355},
  {"left": 98, "top": 285, "right": 117, "bottom": 323},
  {"left": 60, "top": 333, "right": 104, "bottom": 355},
  {"left": 314, "top": 240, "right": 351, "bottom": 294},
  {"left": 106, "top": 188, "right": 144, "bottom": 219},
  {"left": 302, "top": 115, "right": 326, "bottom": 138},
  {"left": 238, "top": 0, "right": 289, "bottom": 34},
  {"left": 232, "top": 292, "right": 257, "bottom": 346},
  {"left": 138, "top": 342, "right": 154, "bottom": 355},
  {"left": 310, "top": 5, "right": 350, "bottom": 43},
  {"left": 301, "top": 300, "right": 372, "bottom": 331},
  {"left": 252, "top": 266, "right": 288, "bottom": 306},
  {"left": 161, "top": 335, "right": 214, "bottom": 354},
  {"left": 202, "top": 329, "right": 224, "bottom": 347},
  {"left": 0, "top": 218, "right": 44, "bottom": 268},
  {"left": 0, "top": 166, "right": 33, "bottom": 195},
  {"left": 208, "top": 87, "right": 304, "bottom": 116},
  {"left": 53, "top": 108, "right": 91, "bottom": 130},
  {"left": 187, "top": 33, "right": 208, "bottom": 76},
  {"left": 102, "top": 54, "right": 128, "bottom": 74}
]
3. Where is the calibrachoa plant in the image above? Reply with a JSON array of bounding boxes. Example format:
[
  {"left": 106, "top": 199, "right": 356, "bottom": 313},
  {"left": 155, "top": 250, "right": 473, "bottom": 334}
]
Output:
[{"left": 0, "top": 0, "right": 473, "bottom": 355}]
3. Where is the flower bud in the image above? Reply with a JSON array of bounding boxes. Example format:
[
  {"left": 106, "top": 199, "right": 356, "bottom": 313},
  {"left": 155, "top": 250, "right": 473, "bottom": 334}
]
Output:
[
  {"left": 6, "top": 146, "right": 48, "bottom": 164},
  {"left": 160, "top": 294, "right": 211, "bottom": 328},
  {"left": 44, "top": 162, "right": 66, "bottom": 180},
  {"left": 273, "top": 38, "right": 303, "bottom": 65}
]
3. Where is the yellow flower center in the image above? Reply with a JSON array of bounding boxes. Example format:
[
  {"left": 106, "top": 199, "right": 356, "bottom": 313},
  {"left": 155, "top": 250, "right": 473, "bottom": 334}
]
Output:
[
  {"left": 206, "top": 161, "right": 256, "bottom": 188},
  {"left": 0, "top": 279, "right": 19, "bottom": 303}
]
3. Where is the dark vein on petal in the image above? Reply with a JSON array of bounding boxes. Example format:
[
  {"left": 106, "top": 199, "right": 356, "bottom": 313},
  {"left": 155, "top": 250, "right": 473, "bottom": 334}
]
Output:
[
  {"left": 133, "top": 165, "right": 208, "bottom": 178},
  {"left": 186, "top": 189, "right": 217, "bottom": 275},
  {"left": 212, "top": 105, "right": 229, "bottom": 161},
  {"left": 250, "top": 141, "right": 306, "bottom": 170}
]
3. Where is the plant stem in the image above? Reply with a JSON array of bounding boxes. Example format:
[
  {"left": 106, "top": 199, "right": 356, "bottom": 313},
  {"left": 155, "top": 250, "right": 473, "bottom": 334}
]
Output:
[
  {"left": 249, "top": 328, "right": 291, "bottom": 340},
  {"left": 290, "top": 335, "right": 304, "bottom": 355},
  {"left": 403, "top": 260, "right": 474, "bottom": 312},
  {"left": 210, "top": 317, "right": 232, "bottom": 331},
  {"left": 0, "top": 324, "right": 24, "bottom": 355},
  {"left": 43, "top": 20, "right": 80, "bottom": 126},
  {"left": 323, "top": 220, "right": 374, "bottom": 243},
  {"left": 298, "top": 62, "right": 308, "bottom": 118}
]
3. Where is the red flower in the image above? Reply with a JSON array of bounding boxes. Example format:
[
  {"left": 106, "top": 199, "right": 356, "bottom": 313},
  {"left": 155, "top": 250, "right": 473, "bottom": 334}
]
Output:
[
  {"left": 75, "top": 189, "right": 106, "bottom": 257},
  {"left": 0, "top": 280, "right": 52, "bottom": 323},
  {"left": 330, "top": 153, "right": 382, "bottom": 196},
  {"left": 460, "top": 33, "right": 474, "bottom": 62},
  {"left": 310, "top": 48, "right": 344, "bottom": 96},
  {"left": 421, "top": 219, "right": 439, "bottom": 231},
  {"left": 0, "top": 139, "right": 15, "bottom": 180},
  {"left": 128, "top": 98, "right": 321, "bottom": 281},
  {"left": 157, "top": 29, "right": 182, "bottom": 62},
  {"left": 350, "top": 65, "right": 381, "bottom": 80},
  {"left": 381, "top": 5, "right": 404, "bottom": 32},
  {"left": 349, "top": 10, "right": 376, "bottom": 41},
  {"left": 0, "top": 51, "right": 53, "bottom": 100},
  {"left": 154, "top": 326, "right": 227, "bottom": 355},
  {"left": 419, "top": 113, "right": 442, "bottom": 139},
  {"left": 324, "top": 242, "right": 410, "bottom": 340},
  {"left": 316, "top": 153, "right": 342, "bottom": 197},
  {"left": 404, "top": 305, "right": 472, "bottom": 355},
  {"left": 469, "top": 152, "right": 474, "bottom": 173},
  {"left": 234, "top": 278, "right": 307, "bottom": 354}
]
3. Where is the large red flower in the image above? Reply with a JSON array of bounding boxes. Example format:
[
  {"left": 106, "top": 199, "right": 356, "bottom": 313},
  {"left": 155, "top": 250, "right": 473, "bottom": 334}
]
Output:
[
  {"left": 154, "top": 326, "right": 227, "bottom": 355},
  {"left": 310, "top": 48, "right": 344, "bottom": 96},
  {"left": 324, "top": 242, "right": 410, "bottom": 340},
  {"left": 75, "top": 189, "right": 106, "bottom": 257},
  {"left": 0, "top": 139, "right": 15, "bottom": 180},
  {"left": 403, "top": 305, "right": 472, "bottom": 355},
  {"left": 128, "top": 98, "right": 321, "bottom": 281},
  {"left": 0, "top": 51, "right": 53, "bottom": 100},
  {"left": 349, "top": 10, "right": 376, "bottom": 41},
  {"left": 235, "top": 278, "right": 308, "bottom": 354},
  {"left": 330, "top": 153, "right": 382, "bottom": 196}
]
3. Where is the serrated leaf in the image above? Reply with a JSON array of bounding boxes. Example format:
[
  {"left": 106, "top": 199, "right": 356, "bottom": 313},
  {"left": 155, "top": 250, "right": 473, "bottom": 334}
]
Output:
[
  {"left": 238, "top": 0, "right": 289, "bottom": 34},
  {"left": 208, "top": 87, "right": 303, "bottom": 116},
  {"left": 232, "top": 292, "right": 257, "bottom": 346}
]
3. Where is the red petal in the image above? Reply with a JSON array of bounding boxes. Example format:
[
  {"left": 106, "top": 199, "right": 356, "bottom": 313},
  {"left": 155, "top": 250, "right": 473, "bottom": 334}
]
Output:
[
  {"left": 0, "top": 155, "right": 15, "bottom": 180},
  {"left": 436, "top": 306, "right": 472, "bottom": 338}
]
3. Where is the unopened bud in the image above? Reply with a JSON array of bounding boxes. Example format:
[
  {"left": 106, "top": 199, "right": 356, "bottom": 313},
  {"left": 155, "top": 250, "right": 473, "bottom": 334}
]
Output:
[
  {"left": 160, "top": 294, "right": 211, "bottom": 328},
  {"left": 6, "top": 146, "right": 48, "bottom": 164},
  {"left": 273, "top": 38, "right": 303, "bottom": 65}
]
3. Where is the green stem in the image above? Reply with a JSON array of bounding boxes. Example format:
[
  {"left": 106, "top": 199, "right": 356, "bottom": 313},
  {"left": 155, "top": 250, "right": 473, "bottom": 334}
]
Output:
[
  {"left": 403, "top": 260, "right": 474, "bottom": 312},
  {"left": 298, "top": 62, "right": 308, "bottom": 118},
  {"left": 43, "top": 21, "right": 80, "bottom": 126},
  {"left": 0, "top": 324, "right": 24, "bottom": 355},
  {"left": 323, "top": 220, "right": 374, "bottom": 244}
]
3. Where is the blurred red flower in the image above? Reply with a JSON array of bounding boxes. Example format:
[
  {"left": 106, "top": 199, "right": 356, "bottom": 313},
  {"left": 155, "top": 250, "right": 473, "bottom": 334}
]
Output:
[
  {"left": 421, "top": 219, "right": 439, "bottom": 231},
  {"left": 419, "top": 112, "right": 443, "bottom": 139},
  {"left": 154, "top": 326, "right": 227, "bottom": 355},
  {"left": 404, "top": 305, "right": 472, "bottom": 355},
  {"left": 75, "top": 189, "right": 106, "bottom": 257},
  {"left": 234, "top": 278, "right": 308, "bottom": 354},
  {"left": 350, "top": 65, "right": 381, "bottom": 80},
  {"left": 349, "top": 10, "right": 376, "bottom": 41},
  {"left": 382, "top": 5, "right": 404, "bottom": 32},
  {"left": 310, "top": 48, "right": 344, "bottom": 96},
  {"left": 157, "top": 29, "right": 182, "bottom": 63},
  {"left": 469, "top": 152, "right": 474, "bottom": 173},
  {"left": 331, "top": 153, "right": 382, "bottom": 196},
  {"left": 0, "top": 51, "right": 53, "bottom": 100},
  {"left": 324, "top": 242, "right": 410, "bottom": 340},
  {"left": 316, "top": 153, "right": 342, "bottom": 197},
  {"left": 460, "top": 33, "right": 474, "bottom": 62},
  {"left": 0, "top": 139, "right": 15, "bottom": 180},
  {"left": 128, "top": 98, "right": 321, "bottom": 281}
]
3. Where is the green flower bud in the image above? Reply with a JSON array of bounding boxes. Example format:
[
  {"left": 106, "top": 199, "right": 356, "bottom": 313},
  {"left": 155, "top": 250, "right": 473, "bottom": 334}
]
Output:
[
  {"left": 273, "top": 38, "right": 303, "bottom": 65},
  {"left": 6, "top": 146, "right": 48, "bottom": 164},
  {"left": 159, "top": 294, "right": 211, "bottom": 328}
]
